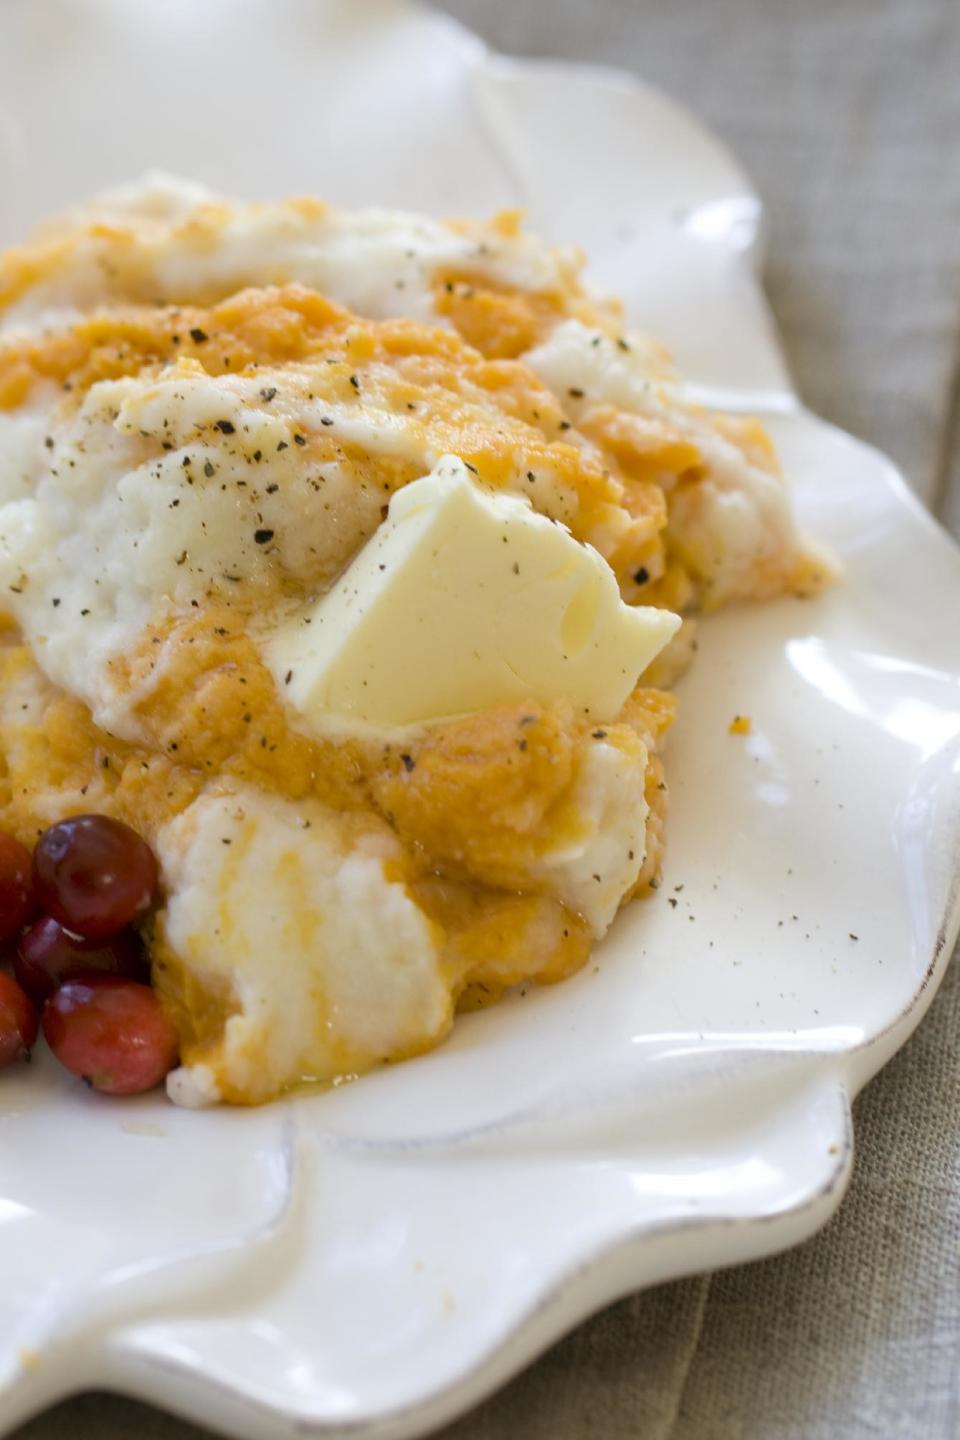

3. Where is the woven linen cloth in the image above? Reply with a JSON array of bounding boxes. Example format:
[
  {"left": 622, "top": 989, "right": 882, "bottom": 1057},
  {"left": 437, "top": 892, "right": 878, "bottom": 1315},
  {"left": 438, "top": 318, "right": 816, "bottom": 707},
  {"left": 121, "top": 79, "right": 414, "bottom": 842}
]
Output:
[{"left": 13, "top": 1, "right": 960, "bottom": 1437}]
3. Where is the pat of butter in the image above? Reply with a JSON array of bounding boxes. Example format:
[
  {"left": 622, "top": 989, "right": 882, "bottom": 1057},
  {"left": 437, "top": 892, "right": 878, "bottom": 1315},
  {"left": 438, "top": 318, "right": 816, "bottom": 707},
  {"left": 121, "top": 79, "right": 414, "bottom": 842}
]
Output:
[{"left": 269, "top": 457, "right": 680, "bottom": 733}]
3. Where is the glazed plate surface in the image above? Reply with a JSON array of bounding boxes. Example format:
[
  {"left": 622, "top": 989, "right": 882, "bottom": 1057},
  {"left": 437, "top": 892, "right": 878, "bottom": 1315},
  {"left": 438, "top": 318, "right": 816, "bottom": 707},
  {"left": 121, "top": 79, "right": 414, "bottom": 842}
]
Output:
[{"left": 0, "top": 3, "right": 958, "bottom": 1437}]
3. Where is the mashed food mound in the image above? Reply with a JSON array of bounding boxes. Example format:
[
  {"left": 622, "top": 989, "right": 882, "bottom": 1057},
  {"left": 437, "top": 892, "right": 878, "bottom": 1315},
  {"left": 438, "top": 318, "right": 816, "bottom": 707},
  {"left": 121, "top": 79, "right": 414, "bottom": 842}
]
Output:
[{"left": 0, "top": 180, "right": 828, "bottom": 1105}]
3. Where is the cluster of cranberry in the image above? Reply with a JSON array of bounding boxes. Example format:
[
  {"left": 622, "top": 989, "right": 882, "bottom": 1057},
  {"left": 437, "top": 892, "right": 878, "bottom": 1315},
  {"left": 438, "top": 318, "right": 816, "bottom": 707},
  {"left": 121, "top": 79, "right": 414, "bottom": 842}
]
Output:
[{"left": 0, "top": 816, "right": 178, "bottom": 1095}]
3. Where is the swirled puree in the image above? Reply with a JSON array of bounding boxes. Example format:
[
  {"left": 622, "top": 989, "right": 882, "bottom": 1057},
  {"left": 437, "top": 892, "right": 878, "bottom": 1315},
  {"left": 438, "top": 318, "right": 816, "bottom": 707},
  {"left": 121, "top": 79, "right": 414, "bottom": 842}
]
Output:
[{"left": 0, "top": 178, "right": 829, "bottom": 1105}]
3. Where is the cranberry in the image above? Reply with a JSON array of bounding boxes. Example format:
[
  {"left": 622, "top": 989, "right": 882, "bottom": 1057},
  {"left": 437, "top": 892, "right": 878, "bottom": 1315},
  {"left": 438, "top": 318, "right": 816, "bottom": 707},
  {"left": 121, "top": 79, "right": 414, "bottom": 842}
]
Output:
[
  {"left": 42, "top": 976, "right": 178, "bottom": 1096},
  {"left": 0, "top": 831, "right": 34, "bottom": 944},
  {"left": 14, "top": 917, "right": 147, "bottom": 1004},
  {"left": 0, "top": 971, "right": 39, "bottom": 1067},
  {"left": 33, "top": 815, "right": 158, "bottom": 939}
]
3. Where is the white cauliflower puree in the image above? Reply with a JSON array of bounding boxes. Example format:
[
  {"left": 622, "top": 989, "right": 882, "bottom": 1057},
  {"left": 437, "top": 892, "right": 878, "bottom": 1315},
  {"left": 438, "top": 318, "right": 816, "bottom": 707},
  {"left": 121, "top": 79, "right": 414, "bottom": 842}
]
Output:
[{"left": 0, "top": 178, "right": 828, "bottom": 1104}]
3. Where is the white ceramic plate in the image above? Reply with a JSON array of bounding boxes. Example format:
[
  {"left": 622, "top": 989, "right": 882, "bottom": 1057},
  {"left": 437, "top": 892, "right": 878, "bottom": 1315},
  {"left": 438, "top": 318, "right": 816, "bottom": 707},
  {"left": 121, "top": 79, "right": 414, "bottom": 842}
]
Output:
[{"left": 1, "top": 3, "right": 958, "bottom": 1438}]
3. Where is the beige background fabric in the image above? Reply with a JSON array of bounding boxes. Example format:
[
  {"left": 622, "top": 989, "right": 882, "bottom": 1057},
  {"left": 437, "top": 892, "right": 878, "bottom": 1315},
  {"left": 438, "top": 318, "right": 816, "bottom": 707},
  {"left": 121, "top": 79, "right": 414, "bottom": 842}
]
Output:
[{"left": 14, "top": 2, "right": 960, "bottom": 1438}]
